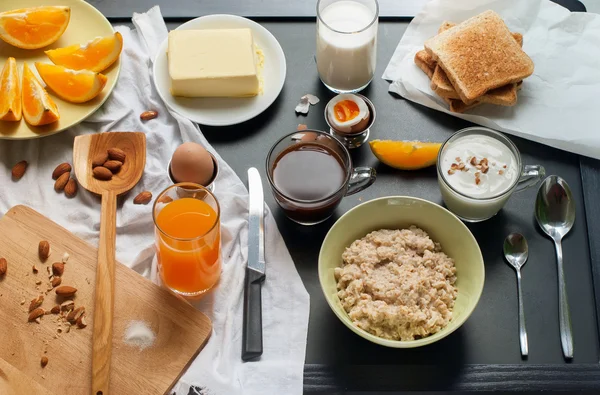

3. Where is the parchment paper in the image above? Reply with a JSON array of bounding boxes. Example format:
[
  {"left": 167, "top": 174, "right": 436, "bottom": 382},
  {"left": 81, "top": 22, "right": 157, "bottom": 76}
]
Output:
[{"left": 382, "top": 0, "right": 600, "bottom": 159}]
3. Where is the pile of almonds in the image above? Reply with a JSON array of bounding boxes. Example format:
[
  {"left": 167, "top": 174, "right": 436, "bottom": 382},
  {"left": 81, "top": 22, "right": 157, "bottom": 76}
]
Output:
[
  {"left": 52, "top": 162, "right": 77, "bottom": 198},
  {"left": 92, "top": 147, "right": 126, "bottom": 181},
  {"left": 16, "top": 240, "right": 89, "bottom": 368}
]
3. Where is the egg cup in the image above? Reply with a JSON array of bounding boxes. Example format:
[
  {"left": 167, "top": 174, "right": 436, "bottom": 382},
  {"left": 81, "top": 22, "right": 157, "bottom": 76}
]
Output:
[
  {"left": 324, "top": 93, "right": 376, "bottom": 149},
  {"left": 167, "top": 151, "right": 219, "bottom": 192}
]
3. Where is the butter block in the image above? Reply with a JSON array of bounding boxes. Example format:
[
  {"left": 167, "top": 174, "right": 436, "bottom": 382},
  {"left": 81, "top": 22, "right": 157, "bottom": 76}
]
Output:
[{"left": 168, "top": 28, "right": 259, "bottom": 98}]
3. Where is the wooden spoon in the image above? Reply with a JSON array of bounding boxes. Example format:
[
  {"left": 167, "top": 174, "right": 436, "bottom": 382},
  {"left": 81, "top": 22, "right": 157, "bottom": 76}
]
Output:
[{"left": 73, "top": 132, "right": 146, "bottom": 395}]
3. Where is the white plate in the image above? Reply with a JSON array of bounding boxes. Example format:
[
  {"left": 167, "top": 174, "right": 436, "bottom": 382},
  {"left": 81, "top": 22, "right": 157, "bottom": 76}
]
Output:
[{"left": 153, "top": 15, "right": 286, "bottom": 126}]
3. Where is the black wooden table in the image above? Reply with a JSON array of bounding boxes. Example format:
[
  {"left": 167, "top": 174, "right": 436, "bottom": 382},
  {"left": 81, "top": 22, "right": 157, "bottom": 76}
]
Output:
[{"left": 100, "top": 0, "right": 600, "bottom": 392}]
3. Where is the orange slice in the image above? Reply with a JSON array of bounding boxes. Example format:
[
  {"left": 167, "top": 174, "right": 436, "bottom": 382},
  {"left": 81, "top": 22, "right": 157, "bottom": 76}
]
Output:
[
  {"left": 0, "top": 57, "right": 22, "bottom": 121},
  {"left": 369, "top": 140, "right": 442, "bottom": 170},
  {"left": 22, "top": 63, "right": 59, "bottom": 126},
  {"left": 0, "top": 6, "right": 70, "bottom": 49},
  {"left": 35, "top": 62, "right": 107, "bottom": 104},
  {"left": 45, "top": 32, "right": 123, "bottom": 73}
]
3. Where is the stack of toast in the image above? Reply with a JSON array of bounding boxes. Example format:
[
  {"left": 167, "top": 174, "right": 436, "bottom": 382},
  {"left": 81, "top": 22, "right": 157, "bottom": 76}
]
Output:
[{"left": 414, "top": 10, "right": 534, "bottom": 113}]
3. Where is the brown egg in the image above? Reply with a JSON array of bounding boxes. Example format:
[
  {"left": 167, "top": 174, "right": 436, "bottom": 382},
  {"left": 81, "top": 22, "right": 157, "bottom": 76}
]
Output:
[{"left": 170, "top": 142, "right": 215, "bottom": 186}]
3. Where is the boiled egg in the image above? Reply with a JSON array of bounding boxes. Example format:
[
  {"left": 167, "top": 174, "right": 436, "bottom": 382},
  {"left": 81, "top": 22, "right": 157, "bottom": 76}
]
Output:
[
  {"left": 170, "top": 142, "right": 215, "bottom": 186},
  {"left": 327, "top": 94, "right": 370, "bottom": 134}
]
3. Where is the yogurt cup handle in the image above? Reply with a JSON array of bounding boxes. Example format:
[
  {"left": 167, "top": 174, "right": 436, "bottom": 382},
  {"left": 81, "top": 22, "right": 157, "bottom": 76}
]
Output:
[
  {"left": 346, "top": 167, "right": 376, "bottom": 196},
  {"left": 515, "top": 165, "right": 546, "bottom": 193}
]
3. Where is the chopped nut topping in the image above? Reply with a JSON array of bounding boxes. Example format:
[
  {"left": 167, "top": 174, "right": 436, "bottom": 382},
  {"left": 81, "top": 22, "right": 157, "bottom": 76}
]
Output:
[
  {"left": 503, "top": 164, "right": 507, "bottom": 169},
  {"left": 470, "top": 157, "right": 478, "bottom": 166},
  {"left": 499, "top": 170, "right": 504, "bottom": 175},
  {"left": 450, "top": 163, "right": 458, "bottom": 169},
  {"left": 455, "top": 157, "right": 462, "bottom": 162},
  {"left": 475, "top": 178, "right": 481, "bottom": 185},
  {"left": 447, "top": 169, "right": 455, "bottom": 175}
]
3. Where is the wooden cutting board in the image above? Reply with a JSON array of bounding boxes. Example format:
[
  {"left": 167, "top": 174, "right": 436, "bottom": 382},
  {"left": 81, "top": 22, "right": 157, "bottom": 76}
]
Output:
[{"left": 0, "top": 205, "right": 212, "bottom": 395}]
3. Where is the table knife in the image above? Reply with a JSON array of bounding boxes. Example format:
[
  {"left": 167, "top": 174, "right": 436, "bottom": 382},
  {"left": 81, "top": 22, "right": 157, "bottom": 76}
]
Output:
[{"left": 242, "top": 167, "right": 266, "bottom": 361}]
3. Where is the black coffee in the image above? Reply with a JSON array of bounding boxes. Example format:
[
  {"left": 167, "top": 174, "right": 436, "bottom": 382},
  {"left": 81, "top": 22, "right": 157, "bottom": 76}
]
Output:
[{"left": 272, "top": 143, "right": 346, "bottom": 201}]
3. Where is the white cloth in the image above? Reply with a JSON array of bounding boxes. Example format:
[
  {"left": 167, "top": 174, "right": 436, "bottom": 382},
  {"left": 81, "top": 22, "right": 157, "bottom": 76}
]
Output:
[
  {"left": 382, "top": 0, "right": 600, "bottom": 160},
  {"left": 0, "top": 7, "right": 309, "bottom": 395}
]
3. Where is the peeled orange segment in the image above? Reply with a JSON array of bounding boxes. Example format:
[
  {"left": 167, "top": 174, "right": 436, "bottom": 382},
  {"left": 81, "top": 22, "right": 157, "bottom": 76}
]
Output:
[
  {"left": 22, "top": 63, "right": 59, "bottom": 126},
  {"left": 0, "top": 57, "right": 22, "bottom": 121},
  {"left": 0, "top": 6, "right": 70, "bottom": 49},
  {"left": 369, "top": 140, "right": 442, "bottom": 170},
  {"left": 35, "top": 62, "right": 107, "bottom": 104},
  {"left": 45, "top": 32, "right": 123, "bottom": 73}
]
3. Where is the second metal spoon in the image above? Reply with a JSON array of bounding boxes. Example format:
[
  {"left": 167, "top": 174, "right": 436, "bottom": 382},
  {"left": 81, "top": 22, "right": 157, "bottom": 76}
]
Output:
[{"left": 504, "top": 233, "right": 529, "bottom": 358}]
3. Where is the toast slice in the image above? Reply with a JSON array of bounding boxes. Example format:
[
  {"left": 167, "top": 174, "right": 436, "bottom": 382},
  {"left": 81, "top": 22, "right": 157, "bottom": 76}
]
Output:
[
  {"left": 425, "top": 10, "right": 534, "bottom": 102},
  {"left": 414, "top": 50, "right": 435, "bottom": 78},
  {"left": 430, "top": 22, "right": 523, "bottom": 105},
  {"left": 442, "top": 96, "right": 482, "bottom": 113}
]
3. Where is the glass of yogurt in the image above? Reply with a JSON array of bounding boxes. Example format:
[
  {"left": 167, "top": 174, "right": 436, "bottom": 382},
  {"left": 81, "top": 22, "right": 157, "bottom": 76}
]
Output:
[
  {"left": 316, "top": 0, "right": 379, "bottom": 93},
  {"left": 437, "top": 127, "right": 546, "bottom": 222}
]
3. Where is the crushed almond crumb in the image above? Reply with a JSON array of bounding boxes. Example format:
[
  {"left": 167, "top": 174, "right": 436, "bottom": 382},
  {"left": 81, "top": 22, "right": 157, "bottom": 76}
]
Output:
[
  {"left": 447, "top": 169, "right": 455, "bottom": 175},
  {"left": 499, "top": 170, "right": 504, "bottom": 175}
]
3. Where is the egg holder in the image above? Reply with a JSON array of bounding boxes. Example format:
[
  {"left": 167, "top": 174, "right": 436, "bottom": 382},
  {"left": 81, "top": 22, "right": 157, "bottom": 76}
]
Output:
[
  {"left": 324, "top": 93, "right": 376, "bottom": 149},
  {"left": 167, "top": 151, "right": 219, "bottom": 193}
]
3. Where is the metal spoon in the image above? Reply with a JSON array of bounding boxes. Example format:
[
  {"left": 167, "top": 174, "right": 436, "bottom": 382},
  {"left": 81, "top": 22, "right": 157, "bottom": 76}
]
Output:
[
  {"left": 535, "top": 175, "right": 575, "bottom": 359},
  {"left": 504, "top": 233, "right": 529, "bottom": 358}
]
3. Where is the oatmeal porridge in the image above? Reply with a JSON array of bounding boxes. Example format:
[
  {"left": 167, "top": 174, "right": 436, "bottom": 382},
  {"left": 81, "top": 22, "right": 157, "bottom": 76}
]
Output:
[{"left": 334, "top": 226, "right": 457, "bottom": 341}]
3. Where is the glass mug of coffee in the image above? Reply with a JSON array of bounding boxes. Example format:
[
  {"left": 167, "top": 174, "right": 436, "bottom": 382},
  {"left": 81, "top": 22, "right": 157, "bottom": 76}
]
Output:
[
  {"left": 266, "top": 130, "right": 376, "bottom": 225},
  {"left": 437, "top": 127, "right": 546, "bottom": 222}
]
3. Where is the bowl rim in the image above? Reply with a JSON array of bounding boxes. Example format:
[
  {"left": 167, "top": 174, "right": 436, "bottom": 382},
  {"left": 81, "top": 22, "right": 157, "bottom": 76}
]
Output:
[{"left": 318, "top": 195, "right": 485, "bottom": 348}]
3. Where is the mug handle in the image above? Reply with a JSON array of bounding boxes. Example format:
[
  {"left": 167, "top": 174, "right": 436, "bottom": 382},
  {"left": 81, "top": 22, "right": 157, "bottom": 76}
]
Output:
[
  {"left": 346, "top": 167, "right": 376, "bottom": 196},
  {"left": 515, "top": 165, "right": 546, "bottom": 193}
]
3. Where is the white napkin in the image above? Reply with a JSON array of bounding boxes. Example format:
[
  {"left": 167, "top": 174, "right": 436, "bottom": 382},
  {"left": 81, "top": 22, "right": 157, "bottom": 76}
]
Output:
[
  {"left": 382, "top": 0, "right": 600, "bottom": 160},
  {"left": 0, "top": 6, "right": 309, "bottom": 395}
]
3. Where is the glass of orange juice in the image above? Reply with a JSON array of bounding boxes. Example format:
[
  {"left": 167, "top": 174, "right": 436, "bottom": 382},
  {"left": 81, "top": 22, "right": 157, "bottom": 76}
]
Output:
[{"left": 153, "top": 183, "right": 221, "bottom": 297}]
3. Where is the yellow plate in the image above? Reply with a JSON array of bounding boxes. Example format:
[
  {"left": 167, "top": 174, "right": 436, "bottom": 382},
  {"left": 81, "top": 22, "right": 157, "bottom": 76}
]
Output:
[{"left": 0, "top": 0, "right": 120, "bottom": 139}]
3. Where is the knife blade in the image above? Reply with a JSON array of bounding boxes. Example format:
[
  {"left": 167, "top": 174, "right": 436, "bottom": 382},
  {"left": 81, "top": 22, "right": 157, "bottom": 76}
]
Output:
[{"left": 242, "top": 167, "right": 266, "bottom": 361}]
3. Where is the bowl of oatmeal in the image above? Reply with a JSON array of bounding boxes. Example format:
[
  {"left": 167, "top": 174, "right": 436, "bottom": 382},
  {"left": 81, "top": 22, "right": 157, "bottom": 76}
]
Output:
[{"left": 318, "top": 196, "right": 484, "bottom": 348}]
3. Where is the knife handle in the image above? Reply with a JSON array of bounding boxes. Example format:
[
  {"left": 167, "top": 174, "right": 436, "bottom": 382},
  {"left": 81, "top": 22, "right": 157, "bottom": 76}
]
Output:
[{"left": 242, "top": 267, "right": 264, "bottom": 361}]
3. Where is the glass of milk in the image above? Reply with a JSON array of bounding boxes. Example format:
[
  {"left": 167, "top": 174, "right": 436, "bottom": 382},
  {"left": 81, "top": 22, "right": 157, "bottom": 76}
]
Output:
[
  {"left": 316, "top": 0, "right": 379, "bottom": 93},
  {"left": 437, "top": 127, "right": 546, "bottom": 222}
]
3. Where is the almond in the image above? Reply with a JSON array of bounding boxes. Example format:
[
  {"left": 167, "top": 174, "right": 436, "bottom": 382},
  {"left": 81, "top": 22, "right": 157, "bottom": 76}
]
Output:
[
  {"left": 51, "top": 276, "right": 62, "bottom": 288},
  {"left": 92, "top": 152, "right": 109, "bottom": 168},
  {"left": 64, "top": 178, "right": 78, "bottom": 198},
  {"left": 52, "top": 262, "right": 65, "bottom": 276},
  {"left": 61, "top": 300, "right": 75, "bottom": 311},
  {"left": 54, "top": 172, "right": 70, "bottom": 192},
  {"left": 41, "top": 356, "right": 48, "bottom": 367},
  {"left": 76, "top": 314, "right": 87, "bottom": 329},
  {"left": 11, "top": 160, "right": 27, "bottom": 180},
  {"left": 140, "top": 110, "right": 158, "bottom": 121},
  {"left": 67, "top": 306, "right": 85, "bottom": 324},
  {"left": 28, "top": 308, "right": 45, "bottom": 322},
  {"left": 133, "top": 191, "right": 152, "bottom": 205},
  {"left": 0, "top": 257, "right": 6, "bottom": 276},
  {"left": 93, "top": 166, "right": 112, "bottom": 181},
  {"left": 55, "top": 286, "right": 77, "bottom": 297},
  {"left": 107, "top": 147, "right": 126, "bottom": 163},
  {"left": 52, "top": 163, "right": 71, "bottom": 180},
  {"left": 29, "top": 295, "right": 44, "bottom": 312},
  {"left": 38, "top": 240, "right": 50, "bottom": 261},
  {"left": 103, "top": 160, "right": 122, "bottom": 173},
  {"left": 50, "top": 305, "right": 61, "bottom": 314}
]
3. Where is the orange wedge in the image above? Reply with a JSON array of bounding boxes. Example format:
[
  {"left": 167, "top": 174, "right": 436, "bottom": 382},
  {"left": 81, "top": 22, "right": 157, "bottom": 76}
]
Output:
[
  {"left": 22, "top": 63, "right": 59, "bottom": 126},
  {"left": 369, "top": 140, "right": 442, "bottom": 170},
  {"left": 35, "top": 62, "right": 107, "bottom": 104},
  {"left": 0, "top": 57, "right": 21, "bottom": 121},
  {"left": 0, "top": 6, "right": 70, "bottom": 49},
  {"left": 45, "top": 32, "right": 123, "bottom": 73}
]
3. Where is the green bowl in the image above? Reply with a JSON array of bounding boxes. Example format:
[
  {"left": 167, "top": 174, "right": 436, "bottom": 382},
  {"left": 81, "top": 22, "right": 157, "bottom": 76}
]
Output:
[{"left": 318, "top": 196, "right": 485, "bottom": 348}]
